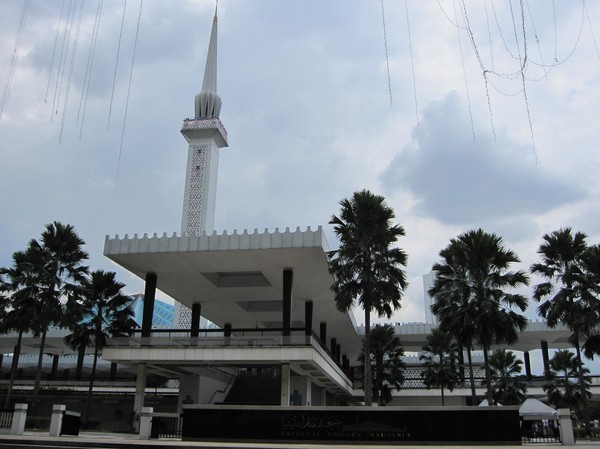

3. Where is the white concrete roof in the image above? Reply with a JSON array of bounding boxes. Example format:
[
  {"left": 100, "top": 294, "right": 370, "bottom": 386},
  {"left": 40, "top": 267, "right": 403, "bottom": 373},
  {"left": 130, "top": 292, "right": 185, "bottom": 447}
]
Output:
[{"left": 103, "top": 226, "right": 363, "bottom": 360}]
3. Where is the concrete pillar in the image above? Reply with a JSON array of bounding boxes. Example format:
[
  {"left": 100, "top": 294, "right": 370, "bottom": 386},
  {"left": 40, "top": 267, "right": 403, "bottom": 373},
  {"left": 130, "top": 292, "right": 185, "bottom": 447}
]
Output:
[
  {"left": 75, "top": 345, "right": 85, "bottom": 380},
  {"left": 110, "top": 362, "right": 117, "bottom": 381},
  {"left": 541, "top": 341, "right": 550, "bottom": 378},
  {"left": 558, "top": 408, "right": 575, "bottom": 445},
  {"left": 524, "top": 351, "right": 532, "bottom": 380},
  {"left": 283, "top": 269, "right": 293, "bottom": 337},
  {"left": 0, "top": 354, "right": 3, "bottom": 375},
  {"left": 330, "top": 338, "right": 336, "bottom": 356},
  {"left": 142, "top": 273, "right": 157, "bottom": 338},
  {"left": 305, "top": 377, "right": 312, "bottom": 406},
  {"left": 133, "top": 364, "right": 147, "bottom": 432},
  {"left": 342, "top": 355, "right": 348, "bottom": 373},
  {"left": 320, "top": 388, "right": 327, "bottom": 406},
  {"left": 178, "top": 375, "right": 201, "bottom": 411},
  {"left": 224, "top": 323, "right": 231, "bottom": 346},
  {"left": 10, "top": 403, "right": 27, "bottom": 435},
  {"left": 304, "top": 301, "right": 313, "bottom": 337},
  {"left": 191, "top": 303, "right": 201, "bottom": 338},
  {"left": 280, "top": 364, "right": 291, "bottom": 406},
  {"left": 50, "top": 355, "right": 59, "bottom": 380},
  {"left": 336, "top": 344, "right": 341, "bottom": 363},
  {"left": 320, "top": 322, "right": 327, "bottom": 345},
  {"left": 49, "top": 404, "right": 66, "bottom": 437},
  {"left": 139, "top": 406, "right": 154, "bottom": 440}
]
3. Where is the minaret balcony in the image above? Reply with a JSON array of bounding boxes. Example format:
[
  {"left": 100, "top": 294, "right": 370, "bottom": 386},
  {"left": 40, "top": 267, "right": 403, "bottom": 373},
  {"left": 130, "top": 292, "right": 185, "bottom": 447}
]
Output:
[{"left": 181, "top": 117, "right": 228, "bottom": 147}]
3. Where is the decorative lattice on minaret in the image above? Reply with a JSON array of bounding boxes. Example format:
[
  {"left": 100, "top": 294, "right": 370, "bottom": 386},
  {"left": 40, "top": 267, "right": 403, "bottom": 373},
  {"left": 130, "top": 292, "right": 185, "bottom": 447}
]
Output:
[{"left": 184, "top": 145, "right": 208, "bottom": 236}]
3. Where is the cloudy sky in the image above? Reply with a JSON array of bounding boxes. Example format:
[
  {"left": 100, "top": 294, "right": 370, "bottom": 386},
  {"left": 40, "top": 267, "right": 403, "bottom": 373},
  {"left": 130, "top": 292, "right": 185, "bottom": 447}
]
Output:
[{"left": 1, "top": 0, "right": 599, "bottom": 331}]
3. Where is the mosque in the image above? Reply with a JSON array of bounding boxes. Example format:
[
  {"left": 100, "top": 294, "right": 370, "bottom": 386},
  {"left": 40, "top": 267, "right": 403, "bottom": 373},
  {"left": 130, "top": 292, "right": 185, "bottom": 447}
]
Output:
[{"left": 99, "top": 9, "right": 583, "bottom": 425}]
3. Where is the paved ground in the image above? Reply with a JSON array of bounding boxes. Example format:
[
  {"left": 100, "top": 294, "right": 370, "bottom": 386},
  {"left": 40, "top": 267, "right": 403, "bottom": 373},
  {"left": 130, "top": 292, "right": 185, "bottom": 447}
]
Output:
[{"left": 1, "top": 432, "right": 600, "bottom": 449}]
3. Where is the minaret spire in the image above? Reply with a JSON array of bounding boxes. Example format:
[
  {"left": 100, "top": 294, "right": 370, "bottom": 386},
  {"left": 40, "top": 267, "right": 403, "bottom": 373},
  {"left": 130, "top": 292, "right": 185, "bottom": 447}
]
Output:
[
  {"left": 180, "top": 9, "right": 228, "bottom": 236},
  {"left": 195, "top": 5, "right": 221, "bottom": 118}
]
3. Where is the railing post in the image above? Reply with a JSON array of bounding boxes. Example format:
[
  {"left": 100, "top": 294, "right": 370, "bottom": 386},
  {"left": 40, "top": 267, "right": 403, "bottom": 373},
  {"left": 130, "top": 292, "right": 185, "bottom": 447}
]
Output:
[
  {"left": 49, "top": 404, "right": 66, "bottom": 437},
  {"left": 557, "top": 408, "right": 575, "bottom": 445},
  {"left": 139, "top": 406, "right": 153, "bottom": 440},
  {"left": 10, "top": 403, "right": 27, "bottom": 436}
]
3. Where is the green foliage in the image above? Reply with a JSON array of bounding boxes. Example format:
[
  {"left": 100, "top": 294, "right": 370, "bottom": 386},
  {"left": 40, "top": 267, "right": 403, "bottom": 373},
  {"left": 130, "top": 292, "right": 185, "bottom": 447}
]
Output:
[
  {"left": 429, "top": 228, "right": 529, "bottom": 406},
  {"left": 0, "top": 222, "right": 89, "bottom": 405},
  {"left": 329, "top": 190, "right": 408, "bottom": 405},
  {"left": 64, "top": 269, "right": 134, "bottom": 421},
  {"left": 358, "top": 324, "right": 405, "bottom": 406},
  {"left": 488, "top": 349, "right": 527, "bottom": 405},
  {"left": 419, "top": 328, "right": 460, "bottom": 406},
  {"left": 543, "top": 349, "right": 591, "bottom": 410},
  {"left": 531, "top": 228, "right": 600, "bottom": 435}
]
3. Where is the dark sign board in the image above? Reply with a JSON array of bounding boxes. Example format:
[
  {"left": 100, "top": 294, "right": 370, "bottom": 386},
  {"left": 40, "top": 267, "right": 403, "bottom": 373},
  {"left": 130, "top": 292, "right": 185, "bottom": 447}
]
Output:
[{"left": 182, "top": 406, "right": 521, "bottom": 444}]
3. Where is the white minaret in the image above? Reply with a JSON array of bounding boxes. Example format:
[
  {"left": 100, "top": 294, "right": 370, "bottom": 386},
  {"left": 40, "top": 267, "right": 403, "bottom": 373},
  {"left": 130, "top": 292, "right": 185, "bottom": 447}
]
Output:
[
  {"left": 174, "top": 9, "right": 227, "bottom": 329},
  {"left": 180, "top": 9, "right": 228, "bottom": 236}
]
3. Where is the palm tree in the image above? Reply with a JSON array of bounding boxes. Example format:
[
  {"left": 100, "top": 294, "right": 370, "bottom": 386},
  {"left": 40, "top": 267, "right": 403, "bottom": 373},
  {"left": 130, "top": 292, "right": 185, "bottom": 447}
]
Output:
[
  {"left": 531, "top": 228, "right": 595, "bottom": 434},
  {"left": 0, "top": 248, "right": 46, "bottom": 407},
  {"left": 358, "top": 324, "right": 405, "bottom": 405},
  {"left": 430, "top": 229, "right": 529, "bottom": 406},
  {"left": 574, "top": 244, "right": 600, "bottom": 359},
  {"left": 30, "top": 222, "right": 89, "bottom": 401},
  {"left": 544, "top": 349, "right": 591, "bottom": 410},
  {"left": 64, "top": 270, "right": 134, "bottom": 421},
  {"left": 488, "top": 349, "right": 527, "bottom": 405},
  {"left": 328, "top": 190, "right": 408, "bottom": 406},
  {"left": 420, "top": 328, "right": 460, "bottom": 406}
]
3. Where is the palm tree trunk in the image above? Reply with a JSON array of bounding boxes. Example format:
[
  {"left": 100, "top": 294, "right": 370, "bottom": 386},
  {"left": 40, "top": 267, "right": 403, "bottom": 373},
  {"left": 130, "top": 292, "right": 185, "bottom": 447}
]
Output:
[
  {"left": 441, "top": 386, "right": 445, "bottom": 406},
  {"left": 32, "top": 329, "right": 48, "bottom": 403},
  {"left": 84, "top": 340, "right": 100, "bottom": 422},
  {"left": 4, "top": 331, "right": 23, "bottom": 408},
  {"left": 483, "top": 347, "right": 494, "bottom": 405},
  {"left": 363, "top": 309, "right": 372, "bottom": 406},
  {"left": 466, "top": 347, "right": 477, "bottom": 404},
  {"left": 574, "top": 338, "right": 591, "bottom": 437}
]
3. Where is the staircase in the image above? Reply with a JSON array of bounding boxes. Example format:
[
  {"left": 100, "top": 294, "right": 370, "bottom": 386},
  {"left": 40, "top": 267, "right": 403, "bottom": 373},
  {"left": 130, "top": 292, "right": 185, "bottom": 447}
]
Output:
[{"left": 221, "top": 375, "right": 281, "bottom": 405}]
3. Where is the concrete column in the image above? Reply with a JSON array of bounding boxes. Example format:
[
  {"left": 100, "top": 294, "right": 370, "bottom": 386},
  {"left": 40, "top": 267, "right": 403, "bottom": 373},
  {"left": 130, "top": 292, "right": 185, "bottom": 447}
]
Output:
[
  {"left": 133, "top": 364, "right": 147, "bottom": 432},
  {"left": 50, "top": 355, "right": 59, "bottom": 380},
  {"left": 305, "top": 377, "right": 312, "bottom": 406},
  {"left": 283, "top": 269, "right": 293, "bottom": 337},
  {"left": 75, "top": 345, "right": 85, "bottom": 380},
  {"left": 558, "top": 408, "right": 575, "bottom": 445},
  {"left": 319, "top": 322, "right": 327, "bottom": 345},
  {"left": 142, "top": 273, "right": 157, "bottom": 338},
  {"left": 191, "top": 303, "right": 201, "bottom": 338},
  {"left": 110, "top": 362, "right": 117, "bottom": 381},
  {"left": 523, "top": 351, "right": 532, "bottom": 380},
  {"left": 541, "top": 341, "right": 550, "bottom": 378},
  {"left": 49, "top": 404, "right": 66, "bottom": 437},
  {"left": 224, "top": 323, "right": 231, "bottom": 345},
  {"left": 342, "top": 355, "right": 348, "bottom": 373},
  {"left": 330, "top": 338, "right": 336, "bottom": 355},
  {"left": 304, "top": 301, "right": 313, "bottom": 337},
  {"left": 0, "top": 354, "right": 3, "bottom": 375},
  {"left": 336, "top": 344, "right": 341, "bottom": 363},
  {"left": 139, "top": 406, "right": 154, "bottom": 440},
  {"left": 280, "top": 364, "right": 291, "bottom": 406},
  {"left": 178, "top": 375, "right": 201, "bottom": 411},
  {"left": 10, "top": 403, "right": 27, "bottom": 435},
  {"left": 320, "top": 388, "right": 327, "bottom": 406}
]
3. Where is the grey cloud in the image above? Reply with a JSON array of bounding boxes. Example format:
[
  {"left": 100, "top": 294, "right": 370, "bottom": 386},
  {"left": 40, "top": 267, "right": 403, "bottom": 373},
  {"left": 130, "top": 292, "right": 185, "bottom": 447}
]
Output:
[{"left": 381, "top": 92, "right": 582, "bottom": 226}]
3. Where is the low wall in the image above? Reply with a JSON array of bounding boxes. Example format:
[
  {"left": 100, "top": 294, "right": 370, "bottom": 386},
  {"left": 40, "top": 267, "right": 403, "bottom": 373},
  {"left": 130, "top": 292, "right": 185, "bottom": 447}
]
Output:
[{"left": 182, "top": 405, "right": 521, "bottom": 444}]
